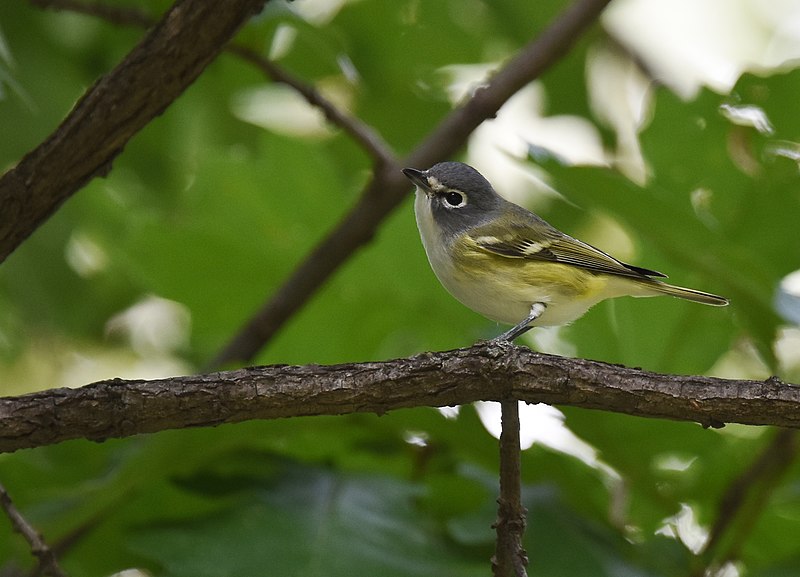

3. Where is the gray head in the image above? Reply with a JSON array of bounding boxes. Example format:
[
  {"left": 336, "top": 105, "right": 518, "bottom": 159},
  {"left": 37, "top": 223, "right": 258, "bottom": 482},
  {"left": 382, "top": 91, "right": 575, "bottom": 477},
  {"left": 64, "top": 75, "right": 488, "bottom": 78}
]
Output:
[{"left": 402, "top": 162, "right": 503, "bottom": 235}]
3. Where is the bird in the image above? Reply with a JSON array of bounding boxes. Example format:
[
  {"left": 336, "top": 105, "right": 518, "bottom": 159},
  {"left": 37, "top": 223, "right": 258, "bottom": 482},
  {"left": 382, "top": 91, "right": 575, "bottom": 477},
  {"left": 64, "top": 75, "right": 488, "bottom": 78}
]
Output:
[{"left": 402, "top": 161, "right": 728, "bottom": 342}]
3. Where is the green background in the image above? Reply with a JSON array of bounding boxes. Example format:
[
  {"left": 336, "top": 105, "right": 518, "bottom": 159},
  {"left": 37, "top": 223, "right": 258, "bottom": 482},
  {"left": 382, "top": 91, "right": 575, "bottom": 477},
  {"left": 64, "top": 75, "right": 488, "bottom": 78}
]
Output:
[{"left": 0, "top": 1, "right": 798, "bottom": 575}]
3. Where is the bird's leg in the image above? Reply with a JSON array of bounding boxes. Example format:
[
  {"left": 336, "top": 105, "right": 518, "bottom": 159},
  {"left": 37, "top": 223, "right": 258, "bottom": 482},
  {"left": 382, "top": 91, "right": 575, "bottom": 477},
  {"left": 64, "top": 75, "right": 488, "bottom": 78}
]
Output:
[{"left": 493, "top": 302, "right": 547, "bottom": 342}]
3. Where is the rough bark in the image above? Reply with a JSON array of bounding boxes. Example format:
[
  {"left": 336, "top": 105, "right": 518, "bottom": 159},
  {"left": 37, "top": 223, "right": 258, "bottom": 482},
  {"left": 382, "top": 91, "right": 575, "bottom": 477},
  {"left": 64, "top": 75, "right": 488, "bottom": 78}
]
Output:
[
  {"left": 492, "top": 400, "right": 529, "bottom": 577},
  {"left": 0, "top": 0, "right": 267, "bottom": 263},
  {"left": 1, "top": 342, "right": 796, "bottom": 454}
]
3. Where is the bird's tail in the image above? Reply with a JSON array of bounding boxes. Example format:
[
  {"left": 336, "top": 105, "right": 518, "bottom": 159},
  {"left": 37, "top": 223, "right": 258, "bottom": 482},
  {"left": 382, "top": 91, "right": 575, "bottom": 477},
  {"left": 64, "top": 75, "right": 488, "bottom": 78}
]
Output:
[{"left": 645, "top": 280, "right": 729, "bottom": 306}]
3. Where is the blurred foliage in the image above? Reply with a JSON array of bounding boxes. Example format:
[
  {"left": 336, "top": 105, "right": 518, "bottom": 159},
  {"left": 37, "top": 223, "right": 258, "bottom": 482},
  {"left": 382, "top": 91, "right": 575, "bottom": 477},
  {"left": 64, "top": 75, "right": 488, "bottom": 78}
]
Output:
[{"left": 0, "top": 0, "right": 799, "bottom": 576}]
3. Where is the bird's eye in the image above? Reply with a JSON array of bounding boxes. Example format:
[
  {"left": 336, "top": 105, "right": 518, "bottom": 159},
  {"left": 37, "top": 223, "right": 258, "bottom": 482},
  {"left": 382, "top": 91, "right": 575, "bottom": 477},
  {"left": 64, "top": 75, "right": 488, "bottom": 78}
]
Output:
[{"left": 444, "top": 191, "right": 465, "bottom": 207}]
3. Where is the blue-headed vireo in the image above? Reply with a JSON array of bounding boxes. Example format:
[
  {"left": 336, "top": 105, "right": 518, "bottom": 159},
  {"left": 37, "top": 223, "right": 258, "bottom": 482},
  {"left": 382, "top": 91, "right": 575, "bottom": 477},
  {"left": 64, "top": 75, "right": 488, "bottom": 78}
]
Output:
[{"left": 402, "top": 161, "right": 728, "bottom": 341}]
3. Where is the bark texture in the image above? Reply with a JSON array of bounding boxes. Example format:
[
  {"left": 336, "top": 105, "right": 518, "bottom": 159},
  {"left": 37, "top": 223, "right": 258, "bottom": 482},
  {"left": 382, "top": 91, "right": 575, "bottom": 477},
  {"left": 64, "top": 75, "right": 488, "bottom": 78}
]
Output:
[
  {"left": 0, "top": 0, "right": 267, "bottom": 262},
  {"left": 1, "top": 342, "right": 796, "bottom": 453}
]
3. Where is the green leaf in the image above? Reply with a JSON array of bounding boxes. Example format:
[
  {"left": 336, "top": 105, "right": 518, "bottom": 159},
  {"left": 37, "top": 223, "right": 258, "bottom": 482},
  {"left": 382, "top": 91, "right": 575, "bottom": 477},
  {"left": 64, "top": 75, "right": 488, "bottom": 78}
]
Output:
[{"left": 130, "top": 463, "right": 489, "bottom": 577}]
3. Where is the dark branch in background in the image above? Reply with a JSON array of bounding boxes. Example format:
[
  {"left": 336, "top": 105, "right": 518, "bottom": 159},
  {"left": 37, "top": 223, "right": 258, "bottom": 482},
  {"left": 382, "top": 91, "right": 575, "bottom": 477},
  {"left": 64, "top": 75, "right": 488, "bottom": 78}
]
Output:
[
  {"left": 0, "top": 343, "right": 797, "bottom": 454},
  {"left": 492, "top": 400, "right": 529, "bottom": 577},
  {"left": 29, "top": 1, "right": 397, "bottom": 170},
  {"left": 210, "top": 0, "right": 614, "bottom": 367},
  {"left": 691, "top": 429, "right": 800, "bottom": 577},
  {"left": 22, "top": 0, "right": 404, "bottom": 372},
  {"left": 0, "top": 0, "right": 268, "bottom": 264},
  {"left": 0, "top": 483, "right": 67, "bottom": 577},
  {"left": 227, "top": 45, "right": 396, "bottom": 167}
]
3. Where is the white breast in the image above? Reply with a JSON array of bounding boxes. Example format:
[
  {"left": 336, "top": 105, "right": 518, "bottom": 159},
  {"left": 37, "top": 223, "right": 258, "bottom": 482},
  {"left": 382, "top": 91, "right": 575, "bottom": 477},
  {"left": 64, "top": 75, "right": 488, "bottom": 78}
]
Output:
[{"left": 414, "top": 192, "right": 453, "bottom": 275}]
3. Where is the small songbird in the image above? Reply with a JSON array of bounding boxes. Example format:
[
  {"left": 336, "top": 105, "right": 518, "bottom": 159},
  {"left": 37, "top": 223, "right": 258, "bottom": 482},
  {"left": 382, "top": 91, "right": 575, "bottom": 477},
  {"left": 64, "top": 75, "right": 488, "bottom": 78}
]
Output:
[{"left": 403, "top": 161, "right": 728, "bottom": 341}]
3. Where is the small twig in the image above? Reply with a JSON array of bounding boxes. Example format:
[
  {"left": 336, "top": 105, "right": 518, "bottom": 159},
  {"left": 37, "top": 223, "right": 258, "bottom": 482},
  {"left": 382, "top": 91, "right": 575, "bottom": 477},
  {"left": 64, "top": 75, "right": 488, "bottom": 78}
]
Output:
[
  {"left": 29, "top": 0, "right": 396, "bottom": 168},
  {"left": 692, "top": 429, "right": 799, "bottom": 576},
  {"left": 227, "top": 45, "right": 396, "bottom": 167},
  {"left": 0, "top": 483, "right": 67, "bottom": 577},
  {"left": 492, "top": 400, "right": 529, "bottom": 577}
]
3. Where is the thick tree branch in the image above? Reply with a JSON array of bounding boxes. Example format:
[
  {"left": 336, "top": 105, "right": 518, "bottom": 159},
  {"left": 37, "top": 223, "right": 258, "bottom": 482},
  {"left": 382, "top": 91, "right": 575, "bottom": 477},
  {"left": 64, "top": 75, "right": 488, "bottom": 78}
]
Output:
[
  {"left": 0, "top": 0, "right": 268, "bottom": 264},
  {"left": 0, "top": 343, "right": 797, "bottom": 454},
  {"left": 212, "top": 0, "right": 614, "bottom": 366}
]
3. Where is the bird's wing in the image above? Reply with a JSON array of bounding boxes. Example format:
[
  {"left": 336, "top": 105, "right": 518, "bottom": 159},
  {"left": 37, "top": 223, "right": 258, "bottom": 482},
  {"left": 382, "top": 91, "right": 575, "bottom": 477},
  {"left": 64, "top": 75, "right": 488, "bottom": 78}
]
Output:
[{"left": 469, "top": 219, "right": 666, "bottom": 280}]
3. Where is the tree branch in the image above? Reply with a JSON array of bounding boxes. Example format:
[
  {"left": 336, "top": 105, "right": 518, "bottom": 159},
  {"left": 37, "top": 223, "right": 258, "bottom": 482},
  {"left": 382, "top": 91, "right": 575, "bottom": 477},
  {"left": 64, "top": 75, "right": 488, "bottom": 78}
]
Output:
[
  {"left": 24, "top": 0, "right": 612, "bottom": 369},
  {"left": 0, "top": 342, "right": 796, "bottom": 454},
  {"left": 30, "top": 0, "right": 397, "bottom": 169},
  {"left": 492, "top": 400, "right": 529, "bottom": 577},
  {"left": 692, "top": 429, "right": 799, "bottom": 576},
  {"left": 0, "top": 483, "right": 67, "bottom": 577},
  {"left": 226, "top": 45, "right": 396, "bottom": 167},
  {"left": 0, "top": 0, "right": 268, "bottom": 264},
  {"left": 211, "top": 0, "right": 614, "bottom": 366}
]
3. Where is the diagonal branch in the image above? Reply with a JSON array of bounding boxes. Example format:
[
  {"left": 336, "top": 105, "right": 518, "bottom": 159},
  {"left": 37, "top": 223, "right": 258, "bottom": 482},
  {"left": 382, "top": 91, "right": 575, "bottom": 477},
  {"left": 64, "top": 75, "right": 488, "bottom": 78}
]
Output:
[
  {"left": 30, "top": 0, "right": 396, "bottom": 168},
  {"left": 20, "top": 0, "right": 611, "bottom": 367},
  {"left": 691, "top": 429, "right": 799, "bottom": 577},
  {"left": 211, "top": 0, "right": 614, "bottom": 366},
  {"left": 226, "top": 45, "right": 396, "bottom": 167},
  {"left": 0, "top": 0, "right": 268, "bottom": 264},
  {"left": 0, "top": 342, "right": 797, "bottom": 454},
  {"left": 0, "top": 482, "right": 67, "bottom": 577}
]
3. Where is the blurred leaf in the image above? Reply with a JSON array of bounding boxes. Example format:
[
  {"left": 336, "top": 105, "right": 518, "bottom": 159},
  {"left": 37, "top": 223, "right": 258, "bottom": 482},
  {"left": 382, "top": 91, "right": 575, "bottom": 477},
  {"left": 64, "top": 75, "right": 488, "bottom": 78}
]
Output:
[
  {"left": 130, "top": 461, "right": 490, "bottom": 577},
  {"left": 1, "top": 2, "right": 799, "bottom": 577}
]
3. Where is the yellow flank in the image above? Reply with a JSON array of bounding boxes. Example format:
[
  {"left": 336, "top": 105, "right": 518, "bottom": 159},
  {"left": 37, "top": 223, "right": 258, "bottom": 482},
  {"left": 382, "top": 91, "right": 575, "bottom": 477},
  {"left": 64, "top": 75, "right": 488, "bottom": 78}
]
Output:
[
  {"left": 455, "top": 247, "right": 595, "bottom": 296},
  {"left": 444, "top": 235, "right": 613, "bottom": 326}
]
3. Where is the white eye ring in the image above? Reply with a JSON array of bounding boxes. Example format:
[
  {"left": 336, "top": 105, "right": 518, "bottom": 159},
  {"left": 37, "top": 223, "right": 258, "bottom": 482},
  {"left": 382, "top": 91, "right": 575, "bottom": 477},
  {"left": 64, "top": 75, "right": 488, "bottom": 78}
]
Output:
[{"left": 443, "top": 190, "right": 467, "bottom": 208}]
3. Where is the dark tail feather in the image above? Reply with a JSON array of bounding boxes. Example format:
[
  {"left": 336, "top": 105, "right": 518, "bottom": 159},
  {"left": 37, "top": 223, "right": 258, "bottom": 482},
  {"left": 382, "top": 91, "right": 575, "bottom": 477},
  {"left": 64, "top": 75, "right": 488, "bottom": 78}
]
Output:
[{"left": 648, "top": 281, "right": 729, "bottom": 306}]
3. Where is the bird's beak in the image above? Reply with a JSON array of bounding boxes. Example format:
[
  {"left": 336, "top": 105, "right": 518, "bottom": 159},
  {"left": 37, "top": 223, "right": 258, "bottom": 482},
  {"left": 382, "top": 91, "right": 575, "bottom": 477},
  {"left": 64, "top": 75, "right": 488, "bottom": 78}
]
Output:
[{"left": 402, "top": 168, "right": 431, "bottom": 195}]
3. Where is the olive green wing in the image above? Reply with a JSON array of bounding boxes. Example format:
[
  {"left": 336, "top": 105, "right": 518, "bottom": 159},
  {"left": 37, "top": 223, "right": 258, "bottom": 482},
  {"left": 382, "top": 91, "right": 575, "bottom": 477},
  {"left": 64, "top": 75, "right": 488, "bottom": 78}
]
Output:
[{"left": 468, "top": 219, "right": 666, "bottom": 280}]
